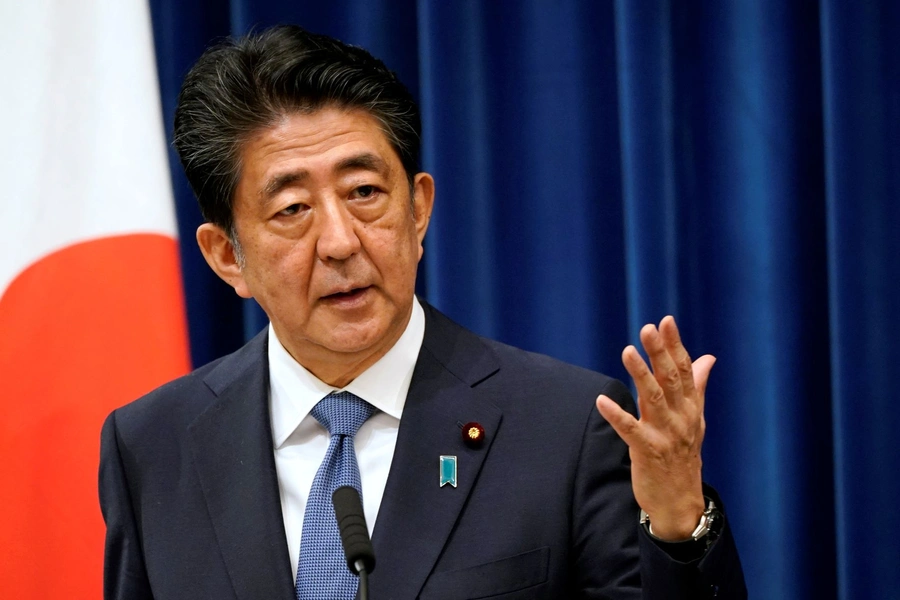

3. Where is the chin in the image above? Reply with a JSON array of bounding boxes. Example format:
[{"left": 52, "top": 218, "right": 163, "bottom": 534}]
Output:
[
  {"left": 309, "top": 299, "right": 410, "bottom": 356},
  {"left": 320, "top": 322, "right": 390, "bottom": 355}
]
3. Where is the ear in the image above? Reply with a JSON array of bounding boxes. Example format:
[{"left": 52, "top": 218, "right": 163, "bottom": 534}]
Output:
[
  {"left": 196, "top": 223, "right": 253, "bottom": 299},
  {"left": 412, "top": 172, "right": 435, "bottom": 259}
]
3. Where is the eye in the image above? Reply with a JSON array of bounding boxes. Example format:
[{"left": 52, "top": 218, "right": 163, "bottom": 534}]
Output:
[
  {"left": 278, "top": 203, "right": 304, "bottom": 216},
  {"left": 353, "top": 185, "right": 378, "bottom": 199}
]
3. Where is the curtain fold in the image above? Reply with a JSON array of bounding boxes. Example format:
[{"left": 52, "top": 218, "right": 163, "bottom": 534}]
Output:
[
  {"left": 821, "top": 2, "right": 900, "bottom": 597},
  {"left": 146, "top": 1, "right": 900, "bottom": 597},
  {"left": 614, "top": 3, "right": 836, "bottom": 598}
]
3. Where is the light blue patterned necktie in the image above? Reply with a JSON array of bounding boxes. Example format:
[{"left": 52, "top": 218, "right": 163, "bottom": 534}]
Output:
[{"left": 296, "top": 391, "right": 376, "bottom": 600}]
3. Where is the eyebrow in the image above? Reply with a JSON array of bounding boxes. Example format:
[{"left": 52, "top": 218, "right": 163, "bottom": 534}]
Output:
[
  {"left": 261, "top": 171, "right": 307, "bottom": 200},
  {"left": 334, "top": 152, "right": 391, "bottom": 177},
  {"left": 259, "top": 152, "right": 392, "bottom": 201}
]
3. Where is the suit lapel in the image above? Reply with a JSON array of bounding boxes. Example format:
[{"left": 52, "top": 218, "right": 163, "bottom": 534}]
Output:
[
  {"left": 188, "top": 331, "right": 296, "bottom": 600},
  {"left": 369, "top": 304, "right": 502, "bottom": 600}
]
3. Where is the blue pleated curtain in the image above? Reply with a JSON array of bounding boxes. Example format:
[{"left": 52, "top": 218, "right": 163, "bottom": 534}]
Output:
[{"left": 148, "top": 1, "right": 900, "bottom": 598}]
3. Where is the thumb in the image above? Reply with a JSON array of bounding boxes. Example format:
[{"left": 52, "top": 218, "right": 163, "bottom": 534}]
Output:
[{"left": 692, "top": 354, "right": 716, "bottom": 398}]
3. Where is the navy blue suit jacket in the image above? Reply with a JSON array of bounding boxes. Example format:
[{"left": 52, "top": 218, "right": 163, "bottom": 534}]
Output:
[{"left": 100, "top": 301, "right": 745, "bottom": 599}]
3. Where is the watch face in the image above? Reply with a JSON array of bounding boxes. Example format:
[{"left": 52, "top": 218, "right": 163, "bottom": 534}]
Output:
[{"left": 700, "top": 505, "right": 724, "bottom": 547}]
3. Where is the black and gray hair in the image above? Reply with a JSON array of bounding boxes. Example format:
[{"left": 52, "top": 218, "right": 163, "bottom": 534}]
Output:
[{"left": 173, "top": 25, "right": 421, "bottom": 239}]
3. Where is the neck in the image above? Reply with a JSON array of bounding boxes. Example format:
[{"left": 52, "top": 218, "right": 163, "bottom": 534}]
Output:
[
  {"left": 304, "top": 349, "right": 391, "bottom": 388},
  {"left": 274, "top": 307, "right": 413, "bottom": 388}
]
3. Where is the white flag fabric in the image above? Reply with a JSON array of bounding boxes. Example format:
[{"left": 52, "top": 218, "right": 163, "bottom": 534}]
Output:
[{"left": 0, "top": 1, "right": 190, "bottom": 596}]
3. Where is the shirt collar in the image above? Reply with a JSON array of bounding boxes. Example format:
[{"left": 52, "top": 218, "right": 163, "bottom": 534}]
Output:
[{"left": 268, "top": 297, "right": 425, "bottom": 449}]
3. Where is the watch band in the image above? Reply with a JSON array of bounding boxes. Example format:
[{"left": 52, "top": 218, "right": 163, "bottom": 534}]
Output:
[{"left": 640, "top": 497, "right": 721, "bottom": 546}]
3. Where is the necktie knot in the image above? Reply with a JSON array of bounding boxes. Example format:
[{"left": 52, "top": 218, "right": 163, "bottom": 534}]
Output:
[{"left": 311, "top": 391, "right": 376, "bottom": 438}]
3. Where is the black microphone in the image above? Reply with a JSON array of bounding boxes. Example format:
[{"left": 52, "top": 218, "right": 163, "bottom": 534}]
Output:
[{"left": 332, "top": 486, "right": 376, "bottom": 600}]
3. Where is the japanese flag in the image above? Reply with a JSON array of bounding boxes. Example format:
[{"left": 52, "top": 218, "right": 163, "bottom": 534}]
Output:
[{"left": 0, "top": 1, "right": 190, "bottom": 596}]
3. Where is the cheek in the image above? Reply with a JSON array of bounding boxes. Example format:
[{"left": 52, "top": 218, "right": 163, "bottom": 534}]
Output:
[
  {"left": 379, "top": 226, "right": 419, "bottom": 264},
  {"left": 246, "top": 240, "right": 314, "bottom": 295},
  {"left": 382, "top": 234, "right": 421, "bottom": 292}
]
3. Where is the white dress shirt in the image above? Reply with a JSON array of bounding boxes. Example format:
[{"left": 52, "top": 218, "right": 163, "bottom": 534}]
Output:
[{"left": 268, "top": 298, "right": 425, "bottom": 582}]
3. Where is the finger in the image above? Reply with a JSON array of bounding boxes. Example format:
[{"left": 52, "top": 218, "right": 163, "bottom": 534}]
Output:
[
  {"left": 658, "top": 316, "right": 696, "bottom": 400},
  {"left": 691, "top": 354, "right": 716, "bottom": 412},
  {"left": 621, "top": 344, "right": 668, "bottom": 423},
  {"left": 596, "top": 394, "right": 641, "bottom": 448},
  {"left": 639, "top": 323, "right": 684, "bottom": 410}
]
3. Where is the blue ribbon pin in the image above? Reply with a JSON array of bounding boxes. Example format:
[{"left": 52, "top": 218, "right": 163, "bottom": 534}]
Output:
[{"left": 439, "top": 455, "right": 457, "bottom": 488}]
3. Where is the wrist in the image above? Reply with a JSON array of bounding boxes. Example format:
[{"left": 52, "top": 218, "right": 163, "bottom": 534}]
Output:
[
  {"left": 641, "top": 496, "right": 722, "bottom": 547},
  {"left": 640, "top": 498, "right": 705, "bottom": 541}
]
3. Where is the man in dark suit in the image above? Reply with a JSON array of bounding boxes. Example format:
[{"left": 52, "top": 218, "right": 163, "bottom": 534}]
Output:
[{"left": 100, "top": 25, "right": 745, "bottom": 599}]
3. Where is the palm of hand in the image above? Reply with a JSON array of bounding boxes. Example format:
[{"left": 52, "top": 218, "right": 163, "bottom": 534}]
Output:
[{"left": 596, "top": 316, "right": 712, "bottom": 541}]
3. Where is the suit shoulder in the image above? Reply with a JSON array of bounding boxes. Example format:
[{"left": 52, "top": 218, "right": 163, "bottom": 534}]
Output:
[
  {"left": 482, "top": 335, "right": 627, "bottom": 397},
  {"left": 109, "top": 329, "right": 268, "bottom": 436},
  {"left": 108, "top": 355, "right": 224, "bottom": 437},
  {"left": 419, "top": 301, "right": 631, "bottom": 409}
]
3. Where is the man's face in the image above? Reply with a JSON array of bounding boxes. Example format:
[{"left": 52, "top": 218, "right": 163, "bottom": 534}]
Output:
[{"left": 198, "top": 107, "right": 433, "bottom": 384}]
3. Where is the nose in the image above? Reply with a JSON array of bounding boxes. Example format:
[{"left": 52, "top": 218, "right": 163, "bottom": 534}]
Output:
[{"left": 315, "top": 199, "right": 361, "bottom": 261}]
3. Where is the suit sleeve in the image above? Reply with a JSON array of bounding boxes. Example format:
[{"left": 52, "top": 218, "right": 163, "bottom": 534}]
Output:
[
  {"left": 571, "top": 378, "right": 747, "bottom": 599},
  {"left": 569, "top": 378, "right": 642, "bottom": 598},
  {"left": 637, "top": 484, "right": 747, "bottom": 599},
  {"left": 99, "top": 411, "right": 155, "bottom": 600}
]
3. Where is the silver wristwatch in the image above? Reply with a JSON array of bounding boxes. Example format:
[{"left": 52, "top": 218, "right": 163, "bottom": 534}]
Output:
[{"left": 640, "top": 497, "right": 720, "bottom": 544}]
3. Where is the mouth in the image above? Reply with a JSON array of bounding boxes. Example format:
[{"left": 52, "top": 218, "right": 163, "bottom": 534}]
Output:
[{"left": 321, "top": 286, "right": 371, "bottom": 304}]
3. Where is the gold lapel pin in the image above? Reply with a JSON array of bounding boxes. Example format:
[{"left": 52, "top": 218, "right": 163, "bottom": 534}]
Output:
[{"left": 462, "top": 421, "right": 485, "bottom": 449}]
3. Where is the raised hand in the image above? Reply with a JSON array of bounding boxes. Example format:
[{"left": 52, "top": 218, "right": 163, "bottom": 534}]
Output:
[{"left": 595, "top": 316, "right": 713, "bottom": 541}]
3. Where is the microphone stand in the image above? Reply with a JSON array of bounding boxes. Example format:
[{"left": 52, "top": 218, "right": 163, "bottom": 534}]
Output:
[{"left": 355, "top": 560, "right": 369, "bottom": 600}]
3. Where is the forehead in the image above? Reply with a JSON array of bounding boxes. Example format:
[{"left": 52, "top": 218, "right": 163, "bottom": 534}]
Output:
[{"left": 235, "top": 106, "right": 403, "bottom": 199}]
